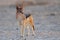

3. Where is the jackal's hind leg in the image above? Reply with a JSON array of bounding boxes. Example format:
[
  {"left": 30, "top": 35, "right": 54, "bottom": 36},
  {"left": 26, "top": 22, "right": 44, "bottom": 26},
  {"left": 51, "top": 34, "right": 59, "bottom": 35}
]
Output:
[
  {"left": 29, "top": 21, "right": 35, "bottom": 36},
  {"left": 32, "top": 25, "right": 35, "bottom": 36},
  {"left": 30, "top": 17, "right": 35, "bottom": 36}
]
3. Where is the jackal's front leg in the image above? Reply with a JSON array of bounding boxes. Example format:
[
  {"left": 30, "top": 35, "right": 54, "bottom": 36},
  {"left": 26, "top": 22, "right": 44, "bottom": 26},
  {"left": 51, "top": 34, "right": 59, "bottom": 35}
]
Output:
[
  {"left": 21, "top": 22, "right": 25, "bottom": 37},
  {"left": 17, "top": 21, "right": 24, "bottom": 37},
  {"left": 21, "top": 25, "right": 24, "bottom": 37}
]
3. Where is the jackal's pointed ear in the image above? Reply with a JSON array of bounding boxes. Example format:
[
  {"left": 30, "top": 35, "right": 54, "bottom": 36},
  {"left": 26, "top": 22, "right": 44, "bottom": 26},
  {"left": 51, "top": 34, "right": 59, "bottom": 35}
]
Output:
[
  {"left": 16, "top": 3, "right": 20, "bottom": 10},
  {"left": 16, "top": 5, "right": 18, "bottom": 10}
]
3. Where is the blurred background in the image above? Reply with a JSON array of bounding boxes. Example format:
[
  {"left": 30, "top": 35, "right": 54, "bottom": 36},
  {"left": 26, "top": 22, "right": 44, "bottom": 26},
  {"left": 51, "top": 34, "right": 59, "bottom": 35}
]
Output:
[
  {"left": 0, "top": 0, "right": 60, "bottom": 40},
  {"left": 0, "top": 0, "right": 60, "bottom": 5}
]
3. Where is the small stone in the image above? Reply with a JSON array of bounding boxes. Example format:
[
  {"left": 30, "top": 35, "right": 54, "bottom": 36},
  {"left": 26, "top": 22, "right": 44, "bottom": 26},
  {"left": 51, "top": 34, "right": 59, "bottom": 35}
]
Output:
[
  {"left": 24, "top": 38, "right": 26, "bottom": 40},
  {"left": 26, "top": 34, "right": 28, "bottom": 36},
  {"left": 16, "top": 28, "right": 19, "bottom": 30},
  {"left": 20, "top": 35, "right": 23, "bottom": 38},
  {"left": 50, "top": 13, "right": 55, "bottom": 16},
  {"left": 32, "top": 34, "right": 34, "bottom": 36}
]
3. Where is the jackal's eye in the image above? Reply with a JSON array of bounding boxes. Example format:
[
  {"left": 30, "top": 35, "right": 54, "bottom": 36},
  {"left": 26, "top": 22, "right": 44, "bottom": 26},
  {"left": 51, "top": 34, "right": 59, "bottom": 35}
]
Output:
[{"left": 16, "top": 6, "right": 19, "bottom": 10}]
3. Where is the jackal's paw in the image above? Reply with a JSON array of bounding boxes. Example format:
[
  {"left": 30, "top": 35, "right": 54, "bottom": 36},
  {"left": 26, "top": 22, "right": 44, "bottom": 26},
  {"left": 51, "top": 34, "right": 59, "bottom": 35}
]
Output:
[
  {"left": 20, "top": 35, "right": 24, "bottom": 38},
  {"left": 26, "top": 34, "right": 28, "bottom": 36},
  {"left": 32, "top": 34, "right": 34, "bottom": 36},
  {"left": 32, "top": 33, "right": 36, "bottom": 36}
]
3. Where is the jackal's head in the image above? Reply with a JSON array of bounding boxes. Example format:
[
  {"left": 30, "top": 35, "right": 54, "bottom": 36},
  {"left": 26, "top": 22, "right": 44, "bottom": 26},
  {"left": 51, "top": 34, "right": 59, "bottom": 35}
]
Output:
[{"left": 16, "top": 4, "right": 23, "bottom": 14}]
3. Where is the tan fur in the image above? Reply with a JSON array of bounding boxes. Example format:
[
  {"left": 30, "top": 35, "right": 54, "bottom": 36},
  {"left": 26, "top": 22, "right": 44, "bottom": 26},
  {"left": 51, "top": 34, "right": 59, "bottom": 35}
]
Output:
[{"left": 16, "top": 4, "right": 35, "bottom": 36}]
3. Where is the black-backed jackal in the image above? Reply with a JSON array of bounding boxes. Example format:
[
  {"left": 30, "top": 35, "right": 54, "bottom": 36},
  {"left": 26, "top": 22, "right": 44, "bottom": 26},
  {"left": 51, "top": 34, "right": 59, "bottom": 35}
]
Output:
[{"left": 16, "top": 4, "right": 35, "bottom": 37}]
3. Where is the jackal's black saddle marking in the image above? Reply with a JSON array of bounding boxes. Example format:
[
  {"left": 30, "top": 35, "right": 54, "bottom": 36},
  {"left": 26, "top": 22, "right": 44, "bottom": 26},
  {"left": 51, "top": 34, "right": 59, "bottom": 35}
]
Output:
[{"left": 25, "top": 14, "right": 31, "bottom": 18}]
